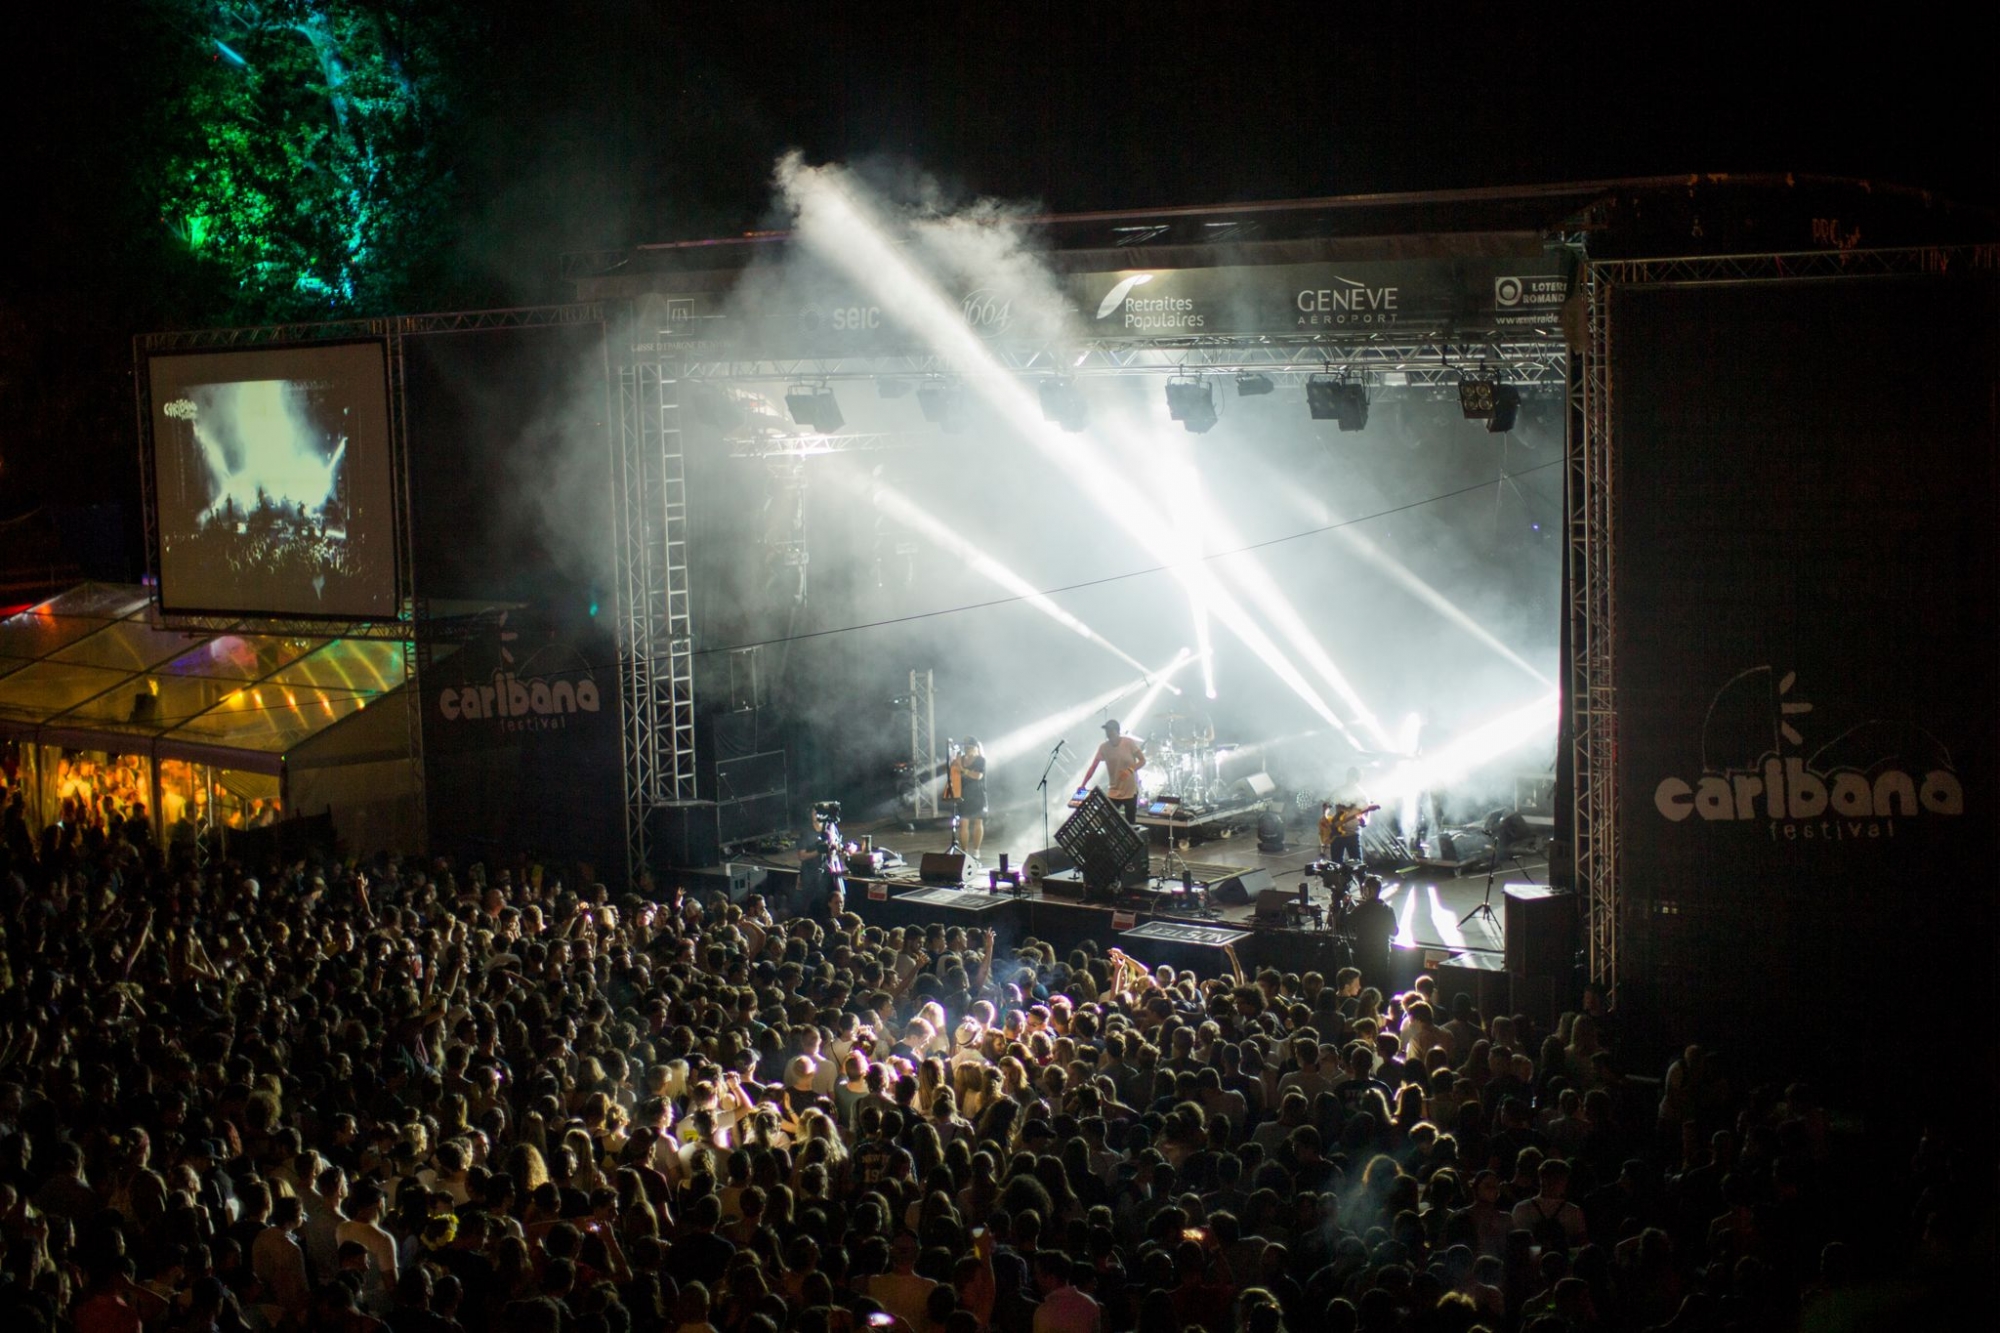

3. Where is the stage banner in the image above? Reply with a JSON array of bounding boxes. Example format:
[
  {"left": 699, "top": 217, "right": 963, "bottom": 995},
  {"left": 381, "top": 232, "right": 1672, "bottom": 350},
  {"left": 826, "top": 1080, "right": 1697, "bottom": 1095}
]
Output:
[
  {"left": 1610, "top": 271, "right": 1998, "bottom": 1003},
  {"left": 628, "top": 255, "right": 1571, "bottom": 357},
  {"left": 421, "top": 609, "right": 622, "bottom": 868}
]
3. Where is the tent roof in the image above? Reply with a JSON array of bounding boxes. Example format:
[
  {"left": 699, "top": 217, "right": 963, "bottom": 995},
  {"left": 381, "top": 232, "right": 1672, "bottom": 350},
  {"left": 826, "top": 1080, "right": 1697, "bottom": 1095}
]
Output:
[{"left": 0, "top": 584, "right": 409, "bottom": 769}]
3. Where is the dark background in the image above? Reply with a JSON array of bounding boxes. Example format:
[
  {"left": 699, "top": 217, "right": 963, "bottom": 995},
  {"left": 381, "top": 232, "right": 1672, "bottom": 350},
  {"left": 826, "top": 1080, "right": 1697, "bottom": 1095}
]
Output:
[{"left": 1, "top": 2, "right": 1994, "bottom": 541}]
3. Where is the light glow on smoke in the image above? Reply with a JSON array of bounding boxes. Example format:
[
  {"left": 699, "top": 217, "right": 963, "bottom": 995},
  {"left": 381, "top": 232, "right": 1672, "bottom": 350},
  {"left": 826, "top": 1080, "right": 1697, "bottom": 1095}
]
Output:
[
  {"left": 855, "top": 470, "right": 1157, "bottom": 679},
  {"left": 1371, "top": 692, "right": 1561, "bottom": 804},
  {"left": 775, "top": 156, "right": 1362, "bottom": 740}
]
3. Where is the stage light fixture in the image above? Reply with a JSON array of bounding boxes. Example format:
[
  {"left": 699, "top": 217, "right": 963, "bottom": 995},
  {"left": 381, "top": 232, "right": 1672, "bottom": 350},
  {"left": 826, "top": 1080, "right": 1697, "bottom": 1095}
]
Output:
[
  {"left": 1485, "top": 384, "right": 1521, "bottom": 434},
  {"left": 1039, "top": 379, "right": 1089, "bottom": 432},
  {"left": 1458, "top": 376, "right": 1497, "bottom": 419},
  {"left": 1306, "top": 376, "right": 1368, "bottom": 431},
  {"left": 1235, "top": 372, "right": 1275, "bottom": 397},
  {"left": 876, "top": 377, "right": 912, "bottom": 399},
  {"left": 1165, "top": 377, "right": 1217, "bottom": 434},
  {"left": 916, "top": 382, "right": 964, "bottom": 433},
  {"left": 784, "top": 384, "right": 843, "bottom": 432}
]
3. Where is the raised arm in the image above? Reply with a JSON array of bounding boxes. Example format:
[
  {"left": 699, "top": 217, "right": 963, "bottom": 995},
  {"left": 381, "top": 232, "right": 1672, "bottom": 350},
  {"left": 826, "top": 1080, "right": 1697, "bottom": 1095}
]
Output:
[{"left": 972, "top": 927, "right": 998, "bottom": 995}]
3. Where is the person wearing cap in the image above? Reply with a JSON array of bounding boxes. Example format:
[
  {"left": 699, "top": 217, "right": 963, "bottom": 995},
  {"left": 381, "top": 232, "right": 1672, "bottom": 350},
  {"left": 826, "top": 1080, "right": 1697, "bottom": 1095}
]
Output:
[{"left": 1081, "top": 719, "right": 1146, "bottom": 825}]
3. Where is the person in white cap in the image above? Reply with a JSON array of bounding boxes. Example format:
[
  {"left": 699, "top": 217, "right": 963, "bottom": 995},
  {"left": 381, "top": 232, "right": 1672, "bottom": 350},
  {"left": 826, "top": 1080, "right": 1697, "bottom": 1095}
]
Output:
[{"left": 1081, "top": 718, "right": 1146, "bottom": 824}]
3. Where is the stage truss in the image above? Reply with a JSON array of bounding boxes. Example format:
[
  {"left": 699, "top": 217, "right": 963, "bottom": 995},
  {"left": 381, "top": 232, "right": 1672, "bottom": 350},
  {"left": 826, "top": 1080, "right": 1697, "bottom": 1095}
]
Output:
[
  {"left": 616, "top": 357, "right": 699, "bottom": 876},
  {"left": 676, "top": 332, "right": 1573, "bottom": 388}
]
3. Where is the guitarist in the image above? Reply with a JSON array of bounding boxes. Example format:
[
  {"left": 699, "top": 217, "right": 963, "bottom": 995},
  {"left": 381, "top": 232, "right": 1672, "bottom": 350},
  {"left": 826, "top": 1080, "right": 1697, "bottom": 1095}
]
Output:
[{"left": 1327, "top": 767, "right": 1375, "bottom": 867}]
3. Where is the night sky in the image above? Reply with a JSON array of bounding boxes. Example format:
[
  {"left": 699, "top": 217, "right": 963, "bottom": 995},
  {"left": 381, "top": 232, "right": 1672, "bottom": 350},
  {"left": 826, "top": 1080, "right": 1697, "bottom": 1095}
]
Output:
[{"left": 0, "top": 2, "right": 1991, "bottom": 546}]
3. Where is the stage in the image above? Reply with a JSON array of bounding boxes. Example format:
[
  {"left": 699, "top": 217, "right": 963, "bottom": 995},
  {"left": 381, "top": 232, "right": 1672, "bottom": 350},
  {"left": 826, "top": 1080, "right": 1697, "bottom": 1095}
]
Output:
[{"left": 715, "top": 810, "right": 1566, "bottom": 1016}]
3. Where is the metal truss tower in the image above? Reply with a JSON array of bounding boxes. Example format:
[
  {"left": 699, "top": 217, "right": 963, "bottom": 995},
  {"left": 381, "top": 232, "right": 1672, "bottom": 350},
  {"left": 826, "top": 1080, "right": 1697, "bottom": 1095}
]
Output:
[
  {"left": 616, "top": 355, "right": 698, "bottom": 877},
  {"left": 907, "top": 669, "right": 938, "bottom": 821},
  {"left": 1570, "top": 263, "right": 1619, "bottom": 985}
]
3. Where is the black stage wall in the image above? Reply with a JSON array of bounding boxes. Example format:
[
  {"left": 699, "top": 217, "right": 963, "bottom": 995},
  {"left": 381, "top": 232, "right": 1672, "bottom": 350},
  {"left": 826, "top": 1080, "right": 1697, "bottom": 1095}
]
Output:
[
  {"left": 1610, "top": 270, "right": 2000, "bottom": 1049},
  {"left": 404, "top": 322, "right": 623, "bottom": 866}
]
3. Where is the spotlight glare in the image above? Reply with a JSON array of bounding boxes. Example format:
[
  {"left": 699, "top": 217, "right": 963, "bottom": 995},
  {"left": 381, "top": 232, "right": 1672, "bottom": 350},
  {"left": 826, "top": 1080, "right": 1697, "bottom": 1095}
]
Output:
[
  {"left": 856, "top": 472, "right": 1156, "bottom": 678},
  {"left": 777, "top": 160, "right": 1357, "bottom": 735},
  {"left": 1371, "top": 692, "right": 1560, "bottom": 804},
  {"left": 1038, "top": 378, "right": 1089, "bottom": 432}
]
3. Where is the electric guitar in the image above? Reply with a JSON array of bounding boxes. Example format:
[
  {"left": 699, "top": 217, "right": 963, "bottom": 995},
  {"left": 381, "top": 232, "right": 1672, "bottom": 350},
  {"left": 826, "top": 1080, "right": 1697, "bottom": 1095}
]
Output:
[{"left": 1331, "top": 803, "right": 1380, "bottom": 836}]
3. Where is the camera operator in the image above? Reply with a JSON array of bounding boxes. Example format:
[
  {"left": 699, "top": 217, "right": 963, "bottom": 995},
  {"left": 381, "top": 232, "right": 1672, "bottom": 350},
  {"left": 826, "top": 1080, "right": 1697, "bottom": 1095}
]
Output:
[{"left": 794, "top": 801, "right": 846, "bottom": 917}]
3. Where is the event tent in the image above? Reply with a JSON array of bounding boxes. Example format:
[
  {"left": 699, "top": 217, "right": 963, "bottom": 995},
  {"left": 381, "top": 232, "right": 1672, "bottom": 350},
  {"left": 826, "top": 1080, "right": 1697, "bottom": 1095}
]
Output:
[{"left": 0, "top": 583, "right": 420, "bottom": 851}]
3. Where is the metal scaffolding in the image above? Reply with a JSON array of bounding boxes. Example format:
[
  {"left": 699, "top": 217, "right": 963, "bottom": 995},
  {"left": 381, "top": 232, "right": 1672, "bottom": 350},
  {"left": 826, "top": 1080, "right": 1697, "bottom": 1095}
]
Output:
[
  {"left": 679, "top": 333, "right": 1572, "bottom": 388},
  {"left": 616, "top": 356, "right": 698, "bottom": 876},
  {"left": 1570, "top": 263, "right": 1618, "bottom": 985},
  {"left": 907, "top": 669, "right": 938, "bottom": 821}
]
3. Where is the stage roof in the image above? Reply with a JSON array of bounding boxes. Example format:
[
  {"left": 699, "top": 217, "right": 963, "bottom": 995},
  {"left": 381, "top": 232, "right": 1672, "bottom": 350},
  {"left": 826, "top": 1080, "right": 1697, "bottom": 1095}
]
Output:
[{"left": 0, "top": 583, "right": 408, "bottom": 773}]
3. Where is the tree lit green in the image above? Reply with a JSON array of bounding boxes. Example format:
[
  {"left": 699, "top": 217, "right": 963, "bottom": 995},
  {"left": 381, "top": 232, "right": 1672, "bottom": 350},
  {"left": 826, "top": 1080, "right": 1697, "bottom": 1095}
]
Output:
[{"left": 154, "top": 0, "right": 465, "bottom": 319}]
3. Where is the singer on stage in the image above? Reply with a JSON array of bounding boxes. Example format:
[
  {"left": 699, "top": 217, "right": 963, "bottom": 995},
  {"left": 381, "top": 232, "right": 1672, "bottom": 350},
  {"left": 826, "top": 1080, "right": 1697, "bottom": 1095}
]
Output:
[
  {"left": 951, "top": 738, "right": 988, "bottom": 861},
  {"left": 1081, "top": 718, "right": 1146, "bottom": 824}
]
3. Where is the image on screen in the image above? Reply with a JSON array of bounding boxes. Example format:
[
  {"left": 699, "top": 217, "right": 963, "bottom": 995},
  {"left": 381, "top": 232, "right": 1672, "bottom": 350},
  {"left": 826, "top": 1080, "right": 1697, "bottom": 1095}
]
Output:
[{"left": 147, "top": 341, "right": 397, "bottom": 618}]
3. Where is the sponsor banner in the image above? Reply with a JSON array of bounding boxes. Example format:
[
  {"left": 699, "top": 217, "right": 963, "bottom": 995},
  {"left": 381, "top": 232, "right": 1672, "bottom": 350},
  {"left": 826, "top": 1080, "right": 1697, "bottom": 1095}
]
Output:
[
  {"left": 635, "top": 256, "right": 1570, "bottom": 357},
  {"left": 1611, "top": 275, "right": 1998, "bottom": 917},
  {"left": 1073, "top": 258, "right": 1567, "bottom": 337}
]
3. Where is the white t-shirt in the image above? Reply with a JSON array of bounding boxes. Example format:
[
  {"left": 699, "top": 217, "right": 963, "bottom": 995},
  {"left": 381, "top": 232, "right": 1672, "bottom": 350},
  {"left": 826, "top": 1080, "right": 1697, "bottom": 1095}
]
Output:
[{"left": 1093, "top": 737, "right": 1146, "bottom": 800}]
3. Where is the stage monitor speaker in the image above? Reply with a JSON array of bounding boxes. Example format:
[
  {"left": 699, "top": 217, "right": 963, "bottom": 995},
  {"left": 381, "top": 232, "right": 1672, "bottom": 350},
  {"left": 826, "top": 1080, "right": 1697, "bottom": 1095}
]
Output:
[
  {"left": 919, "top": 852, "right": 966, "bottom": 885},
  {"left": 1023, "top": 847, "right": 1073, "bottom": 882},
  {"left": 1233, "top": 772, "right": 1277, "bottom": 800},
  {"left": 1505, "top": 885, "right": 1575, "bottom": 980},
  {"left": 1253, "top": 888, "right": 1294, "bottom": 920},
  {"left": 1212, "top": 866, "right": 1275, "bottom": 905},
  {"left": 646, "top": 801, "right": 720, "bottom": 870}
]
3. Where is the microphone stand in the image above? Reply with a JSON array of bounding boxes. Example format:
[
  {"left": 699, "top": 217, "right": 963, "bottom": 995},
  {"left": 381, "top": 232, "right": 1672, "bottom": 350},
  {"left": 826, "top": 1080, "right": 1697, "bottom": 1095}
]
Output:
[{"left": 1037, "top": 739, "right": 1067, "bottom": 857}]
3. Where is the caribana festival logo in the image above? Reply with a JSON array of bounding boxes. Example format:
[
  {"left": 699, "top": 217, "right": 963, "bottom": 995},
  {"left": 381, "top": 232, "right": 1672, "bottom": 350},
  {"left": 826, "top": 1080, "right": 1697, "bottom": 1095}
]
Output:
[
  {"left": 436, "top": 614, "right": 601, "bottom": 733},
  {"left": 1653, "top": 667, "right": 1964, "bottom": 842}
]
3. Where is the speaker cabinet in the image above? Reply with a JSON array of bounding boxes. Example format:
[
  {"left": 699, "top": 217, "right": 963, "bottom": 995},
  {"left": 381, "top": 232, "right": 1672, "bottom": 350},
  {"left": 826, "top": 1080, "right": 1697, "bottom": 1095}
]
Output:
[
  {"left": 1504, "top": 886, "right": 1569, "bottom": 1027},
  {"left": 1212, "top": 866, "right": 1275, "bottom": 905},
  {"left": 647, "top": 801, "right": 720, "bottom": 871},
  {"left": 918, "top": 851, "right": 966, "bottom": 884},
  {"left": 1023, "top": 847, "right": 1073, "bottom": 882}
]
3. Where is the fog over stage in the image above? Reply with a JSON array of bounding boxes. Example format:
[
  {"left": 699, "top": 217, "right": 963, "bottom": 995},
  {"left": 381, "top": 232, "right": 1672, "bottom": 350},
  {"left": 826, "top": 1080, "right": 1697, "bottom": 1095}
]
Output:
[{"left": 682, "top": 366, "right": 1565, "bottom": 867}]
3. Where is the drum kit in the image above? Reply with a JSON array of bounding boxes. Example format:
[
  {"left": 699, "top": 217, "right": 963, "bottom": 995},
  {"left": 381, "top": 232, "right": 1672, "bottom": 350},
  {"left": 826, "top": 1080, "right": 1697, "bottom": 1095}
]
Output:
[{"left": 1140, "top": 712, "right": 1233, "bottom": 809}]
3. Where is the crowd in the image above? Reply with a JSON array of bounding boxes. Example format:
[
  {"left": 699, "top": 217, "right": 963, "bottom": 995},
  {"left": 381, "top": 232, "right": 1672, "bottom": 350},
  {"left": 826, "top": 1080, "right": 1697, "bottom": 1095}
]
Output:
[{"left": 0, "top": 822, "right": 1978, "bottom": 1333}]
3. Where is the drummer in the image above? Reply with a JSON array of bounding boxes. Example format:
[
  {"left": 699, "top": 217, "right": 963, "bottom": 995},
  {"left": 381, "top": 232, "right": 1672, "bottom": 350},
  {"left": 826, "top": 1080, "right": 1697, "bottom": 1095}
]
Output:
[{"left": 1164, "top": 709, "right": 1216, "bottom": 746}]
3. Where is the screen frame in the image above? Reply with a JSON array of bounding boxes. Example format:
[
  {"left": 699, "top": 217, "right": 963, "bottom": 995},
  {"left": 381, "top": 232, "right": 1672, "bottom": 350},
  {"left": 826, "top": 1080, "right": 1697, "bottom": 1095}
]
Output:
[{"left": 142, "top": 337, "right": 402, "bottom": 622}]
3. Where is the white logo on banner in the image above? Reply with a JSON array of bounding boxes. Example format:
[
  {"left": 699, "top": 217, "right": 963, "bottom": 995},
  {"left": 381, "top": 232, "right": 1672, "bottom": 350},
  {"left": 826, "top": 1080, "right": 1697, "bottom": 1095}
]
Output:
[
  {"left": 960, "top": 288, "right": 1014, "bottom": 333},
  {"left": 1653, "top": 667, "right": 1964, "bottom": 843},
  {"left": 1096, "top": 274, "right": 1155, "bottom": 319}
]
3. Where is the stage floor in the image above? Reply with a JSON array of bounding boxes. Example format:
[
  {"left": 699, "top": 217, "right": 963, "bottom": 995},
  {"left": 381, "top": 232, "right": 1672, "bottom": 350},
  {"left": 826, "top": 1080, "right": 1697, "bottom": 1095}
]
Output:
[{"left": 740, "top": 812, "right": 1550, "bottom": 960}]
